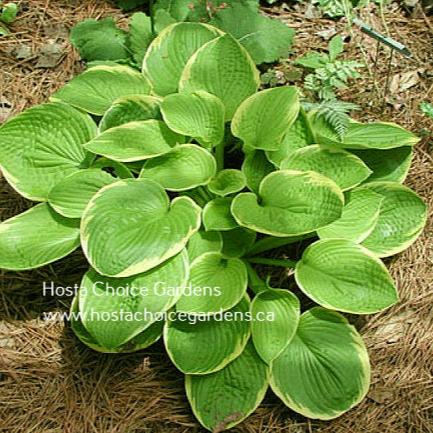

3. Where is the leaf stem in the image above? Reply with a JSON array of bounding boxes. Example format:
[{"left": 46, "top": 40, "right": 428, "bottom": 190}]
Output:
[
  {"left": 149, "top": 0, "right": 155, "bottom": 34},
  {"left": 247, "top": 233, "right": 315, "bottom": 256},
  {"left": 197, "top": 186, "right": 213, "bottom": 203},
  {"left": 215, "top": 140, "right": 225, "bottom": 171},
  {"left": 247, "top": 257, "right": 298, "bottom": 268},
  {"left": 300, "top": 106, "right": 317, "bottom": 143},
  {"left": 243, "top": 261, "right": 268, "bottom": 294}
]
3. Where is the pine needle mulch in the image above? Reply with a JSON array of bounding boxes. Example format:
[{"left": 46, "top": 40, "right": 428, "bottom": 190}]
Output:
[{"left": 0, "top": 1, "right": 432, "bottom": 432}]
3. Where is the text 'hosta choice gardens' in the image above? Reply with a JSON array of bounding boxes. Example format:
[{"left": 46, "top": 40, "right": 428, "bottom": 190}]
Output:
[{"left": 0, "top": 22, "right": 427, "bottom": 431}]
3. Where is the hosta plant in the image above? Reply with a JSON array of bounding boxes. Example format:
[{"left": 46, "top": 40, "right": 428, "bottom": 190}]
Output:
[{"left": 0, "top": 22, "right": 427, "bottom": 431}]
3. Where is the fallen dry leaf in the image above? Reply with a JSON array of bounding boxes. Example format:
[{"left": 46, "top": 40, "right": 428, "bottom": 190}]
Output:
[
  {"left": 374, "top": 310, "right": 415, "bottom": 343},
  {"left": 390, "top": 70, "right": 422, "bottom": 94},
  {"left": 368, "top": 388, "right": 394, "bottom": 404},
  {"left": 0, "top": 97, "right": 13, "bottom": 123},
  {"left": 15, "top": 44, "right": 32, "bottom": 60},
  {"left": 316, "top": 28, "right": 337, "bottom": 40},
  {"left": 35, "top": 41, "right": 65, "bottom": 68}
]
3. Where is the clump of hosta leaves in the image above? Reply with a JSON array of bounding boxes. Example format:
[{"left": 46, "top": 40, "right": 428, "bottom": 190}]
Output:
[{"left": 0, "top": 22, "right": 427, "bottom": 431}]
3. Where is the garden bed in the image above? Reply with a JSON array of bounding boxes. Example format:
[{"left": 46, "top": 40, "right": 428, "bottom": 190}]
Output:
[{"left": 0, "top": 1, "right": 432, "bottom": 432}]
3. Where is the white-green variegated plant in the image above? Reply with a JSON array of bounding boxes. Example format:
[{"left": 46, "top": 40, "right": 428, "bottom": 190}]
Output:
[{"left": 0, "top": 22, "right": 427, "bottom": 431}]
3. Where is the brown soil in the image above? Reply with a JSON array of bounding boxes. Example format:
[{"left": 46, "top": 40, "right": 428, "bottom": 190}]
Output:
[{"left": 0, "top": 1, "right": 432, "bottom": 432}]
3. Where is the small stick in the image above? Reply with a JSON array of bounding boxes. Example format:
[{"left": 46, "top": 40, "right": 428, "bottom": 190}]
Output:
[
  {"left": 372, "top": 39, "right": 381, "bottom": 97},
  {"left": 381, "top": 49, "right": 394, "bottom": 112}
]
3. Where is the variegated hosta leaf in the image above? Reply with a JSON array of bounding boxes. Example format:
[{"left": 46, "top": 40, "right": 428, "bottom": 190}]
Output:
[
  {"left": 271, "top": 308, "right": 370, "bottom": 420},
  {"left": 317, "top": 188, "right": 383, "bottom": 243},
  {"left": 241, "top": 150, "right": 275, "bottom": 194},
  {"left": 143, "top": 22, "right": 222, "bottom": 96},
  {"left": 0, "top": 102, "right": 96, "bottom": 201},
  {"left": 352, "top": 147, "right": 413, "bottom": 184},
  {"left": 48, "top": 169, "right": 115, "bottom": 218},
  {"left": 208, "top": 169, "right": 246, "bottom": 196},
  {"left": 164, "top": 296, "right": 250, "bottom": 374},
  {"left": 186, "top": 341, "right": 269, "bottom": 431},
  {"left": 203, "top": 197, "right": 238, "bottom": 231},
  {"left": 70, "top": 297, "right": 164, "bottom": 353},
  {"left": 81, "top": 178, "right": 201, "bottom": 277},
  {"left": 315, "top": 119, "right": 420, "bottom": 150},
  {"left": 78, "top": 250, "right": 188, "bottom": 349},
  {"left": 266, "top": 112, "right": 314, "bottom": 167},
  {"left": 251, "top": 289, "right": 300, "bottom": 364},
  {"left": 0, "top": 203, "right": 80, "bottom": 270},
  {"left": 176, "top": 252, "right": 247, "bottom": 314},
  {"left": 280, "top": 145, "right": 371, "bottom": 191},
  {"left": 99, "top": 95, "right": 162, "bottom": 132},
  {"left": 179, "top": 34, "right": 260, "bottom": 120},
  {"left": 232, "top": 170, "right": 344, "bottom": 237},
  {"left": 361, "top": 182, "right": 427, "bottom": 257},
  {"left": 84, "top": 120, "right": 183, "bottom": 162},
  {"left": 161, "top": 91, "right": 225, "bottom": 148},
  {"left": 295, "top": 239, "right": 398, "bottom": 314},
  {"left": 140, "top": 144, "right": 216, "bottom": 191},
  {"left": 232, "top": 86, "right": 300, "bottom": 151},
  {"left": 221, "top": 227, "right": 256, "bottom": 258},
  {"left": 52, "top": 65, "right": 151, "bottom": 115},
  {"left": 187, "top": 230, "right": 222, "bottom": 262}
]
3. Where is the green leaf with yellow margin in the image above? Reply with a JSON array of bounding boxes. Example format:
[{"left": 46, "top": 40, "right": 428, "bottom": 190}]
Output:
[
  {"left": 70, "top": 296, "right": 164, "bottom": 353},
  {"left": 78, "top": 250, "right": 188, "bottom": 349},
  {"left": 179, "top": 34, "right": 260, "bottom": 120},
  {"left": 281, "top": 145, "right": 371, "bottom": 191},
  {"left": 143, "top": 22, "right": 222, "bottom": 96},
  {"left": 271, "top": 307, "right": 370, "bottom": 420},
  {"left": 99, "top": 95, "right": 162, "bottom": 132},
  {"left": 317, "top": 188, "right": 383, "bottom": 243},
  {"left": 232, "top": 170, "right": 344, "bottom": 237},
  {"left": 176, "top": 252, "right": 247, "bottom": 314},
  {"left": 48, "top": 169, "right": 116, "bottom": 218},
  {"left": 295, "top": 239, "right": 398, "bottom": 314},
  {"left": 0, "top": 203, "right": 80, "bottom": 270},
  {"left": 0, "top": 102, "right": 96, "bottom": 201},
  {"left": 208, "top": 169, "right": 246, "bottom": 196},
  {"left": 140, "top": 144, "right": 217, "bottom": 191},
  {"left": 361, "top": 182, "right": 427, "bottom": 257},
  {"left": 161, "top": 91, "right": 225, "bottom": 148},
  {"left": 251, "top": 289, "right": 300, "bottom": 364},
  {"left": 232, "top": 86, "right": 300, "bottom": 151},
  {"left": 241, "top": 150, "right": 275, "bottom": 194},
  {"left": 164, "top": 296, "right": 250, "bottom": 374},
  {"left": 187, "top": 230, "right": 223, "bottom": 262},
  {"left": 81, "top": 178, "right": 201, "bottom": 277},
  {"left": 203, "top": 197, "right": 238, "bottom": 231},
  {"left": 315, "top": 120, "right": 420, "bottom": 150},
  {"left": 85, "top": 120, "right": 183, "bottom": 163},
  {"left": 52, "top": 65, "right": 151, "bottom": 115},
  {"left": 186, "top": 341, "right": 269, "bottom": 431}
]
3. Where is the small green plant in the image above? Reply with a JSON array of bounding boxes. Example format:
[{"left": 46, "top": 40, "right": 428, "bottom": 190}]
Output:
[
  {"left": 420, "top": 101, "right": 433, "bottom": 119},
  {"left": 0, "top": 23, "right": 427, "bottom": 431},
  {"left": 71, "top": 0, "right": 295, "bottom": 67},
  {"left": 312, "top": 0, "right": 389, "bottom": 17},
  {"left": 0, "top": 1, "right": 18, "bottom": 35},
  {"left": 70, "top": 14, "right": 153, "bottom": 66},
  {"left": 296, "top": 35, "right": 363, "bottom": 100},
  {"left": 303, "top": 99, "right": 360, "bottom": 138}
]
